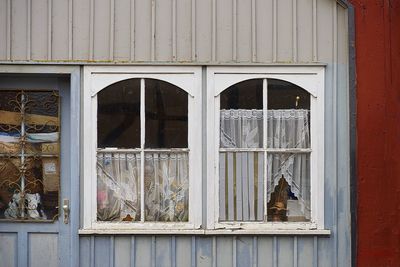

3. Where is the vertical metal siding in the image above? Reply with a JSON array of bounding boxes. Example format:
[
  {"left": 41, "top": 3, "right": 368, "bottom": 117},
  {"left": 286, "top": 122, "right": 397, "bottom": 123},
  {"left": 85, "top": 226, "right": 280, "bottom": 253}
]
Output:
[
  {"left": 1, "top": 0, "right": 342, "bottom": 64},
  {"left": 78, "top": 235, "right": 355, "bottom": 267}
]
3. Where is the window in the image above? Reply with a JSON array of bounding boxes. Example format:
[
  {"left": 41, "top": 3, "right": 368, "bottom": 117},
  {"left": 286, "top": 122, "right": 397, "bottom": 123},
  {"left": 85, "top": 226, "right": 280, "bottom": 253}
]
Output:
[
  {"left": 82, "top": 66, "right": 202, "bottom": 231},
  {"left": 206, "top": 67, "right": 325, "bottom": 231},
  {"left": 82, "top": 66, "right": 325, "bottom": 233}
]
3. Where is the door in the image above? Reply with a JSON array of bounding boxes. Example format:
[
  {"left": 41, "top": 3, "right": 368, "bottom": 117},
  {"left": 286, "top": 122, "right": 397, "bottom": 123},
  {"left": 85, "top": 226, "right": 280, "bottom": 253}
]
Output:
[{"left": 0, "top": 73, "right": 78, "bottom": 267}]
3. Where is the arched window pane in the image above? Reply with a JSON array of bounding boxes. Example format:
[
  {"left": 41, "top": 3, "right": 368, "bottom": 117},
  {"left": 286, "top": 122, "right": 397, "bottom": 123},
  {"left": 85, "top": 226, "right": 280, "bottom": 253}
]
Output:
[
  {"left": 220, "top": 79, "right": 263, "bottom": 149},
  {"left": 145, "top": 79, "right": 188, "bottom": 148},
  {"left": 220, "top": 79, "right": 263, "bottom": 109},
  {"left": 97, "top": 79, "right": 141, "bottom": 148}
]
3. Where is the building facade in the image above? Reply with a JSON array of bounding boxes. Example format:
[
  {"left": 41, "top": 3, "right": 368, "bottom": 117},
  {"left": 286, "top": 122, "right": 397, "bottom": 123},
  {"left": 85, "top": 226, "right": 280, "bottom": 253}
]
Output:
[{"left": 0, "top": 0, "right": 354, "bottom": 266}]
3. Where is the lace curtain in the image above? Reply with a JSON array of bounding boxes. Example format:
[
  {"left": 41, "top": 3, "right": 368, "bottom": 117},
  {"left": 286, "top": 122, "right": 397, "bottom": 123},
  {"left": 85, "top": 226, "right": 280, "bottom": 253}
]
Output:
[
  {"left": 144, "top": 153, "right": 189, "bottom": 222},
  {"left": 97, "top": 152, "right": 189, "bottom": 222},
  {"left": 220, "top": 109, "right": 310, "bottom": 219},
  {"left": 97, "top": 153, "right": 141, "bottom": 221}
]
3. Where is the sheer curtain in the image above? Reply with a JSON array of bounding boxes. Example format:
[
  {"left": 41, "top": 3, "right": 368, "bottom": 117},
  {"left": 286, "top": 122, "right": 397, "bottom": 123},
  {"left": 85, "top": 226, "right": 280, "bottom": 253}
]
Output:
[
  {"left": 220, "top": 109, "right": 263, "bottom": 148},
  {"left": 97, "top": 153, "right": 140, "bottom": 221},
  {"left": 266, "top": 109, "right": 310, "bottom": 219},
  {"left": 220, "top": 109, "right": 310, "bottom": 219},
  {"left": 144, "top": 152, "right": 189, "bottom": 222}
]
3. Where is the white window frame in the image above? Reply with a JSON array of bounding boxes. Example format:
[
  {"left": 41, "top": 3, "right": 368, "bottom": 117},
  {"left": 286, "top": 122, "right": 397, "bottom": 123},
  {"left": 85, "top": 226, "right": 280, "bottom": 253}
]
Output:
[
  {"left": 81, "top": 66, "right": 202, "bottom": 232},
  {"left": 206, "top": 66, "right": 325, "bottom": 231}
]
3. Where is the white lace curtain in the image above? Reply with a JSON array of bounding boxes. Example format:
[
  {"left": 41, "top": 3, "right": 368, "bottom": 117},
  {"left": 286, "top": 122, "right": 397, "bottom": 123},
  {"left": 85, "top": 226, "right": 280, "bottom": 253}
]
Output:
[
  {"left": 144, "top": 152, "right": 189, "bottom": 222},
  {"left": 97, "top": 152, "right": 189, "bottom": 222},
  {"left": 220, "top": 109, "right": 310, "bottom": 219},
  {"left": 97, "top": 153, "right": 141, "bottom": 221}
]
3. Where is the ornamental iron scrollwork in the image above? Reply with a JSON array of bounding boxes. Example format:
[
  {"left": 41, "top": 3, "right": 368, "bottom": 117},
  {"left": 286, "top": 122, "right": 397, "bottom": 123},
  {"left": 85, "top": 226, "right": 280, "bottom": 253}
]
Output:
[{"left": 0, "top": 90, "right": 60, "bottom": 222}]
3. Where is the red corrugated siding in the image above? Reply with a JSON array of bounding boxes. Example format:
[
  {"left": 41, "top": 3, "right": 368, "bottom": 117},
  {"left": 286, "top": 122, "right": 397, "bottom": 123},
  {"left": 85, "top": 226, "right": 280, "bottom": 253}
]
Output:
[{"left": 350, "top": 0, "right": 400, "bottom": 266}]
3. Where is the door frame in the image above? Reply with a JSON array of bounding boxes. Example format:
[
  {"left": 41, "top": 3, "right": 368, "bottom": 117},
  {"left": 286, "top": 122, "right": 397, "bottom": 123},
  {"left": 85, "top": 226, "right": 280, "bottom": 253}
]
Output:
[{"left": 0, "top": 65, "right": 80, "bottom": 267}]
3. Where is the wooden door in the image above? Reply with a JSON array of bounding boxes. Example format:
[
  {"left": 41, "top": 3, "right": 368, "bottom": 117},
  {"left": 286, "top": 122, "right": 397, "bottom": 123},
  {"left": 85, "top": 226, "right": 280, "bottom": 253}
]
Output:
[{"left": 0, "top": 74, "right": 77, "bottom": 267}]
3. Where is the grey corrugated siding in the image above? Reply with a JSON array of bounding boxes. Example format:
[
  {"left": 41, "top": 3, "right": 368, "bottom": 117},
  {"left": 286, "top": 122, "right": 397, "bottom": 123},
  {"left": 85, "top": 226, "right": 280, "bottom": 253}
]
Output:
[{"left": 0, "top": 0, "right": 351, "bottom": 266}]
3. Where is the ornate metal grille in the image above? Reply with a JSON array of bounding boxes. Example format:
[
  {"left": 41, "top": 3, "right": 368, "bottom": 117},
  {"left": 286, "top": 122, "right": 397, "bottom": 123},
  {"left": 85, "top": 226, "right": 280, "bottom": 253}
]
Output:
[{"left": 0, "top": 90, "right": 60, "bottom": 221}]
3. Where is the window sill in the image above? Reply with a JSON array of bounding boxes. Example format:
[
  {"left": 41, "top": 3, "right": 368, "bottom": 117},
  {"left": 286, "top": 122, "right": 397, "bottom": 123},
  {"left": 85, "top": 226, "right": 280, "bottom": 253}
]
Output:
[{"left": 79, "top": 228, "right": 330, "bottom": 236}]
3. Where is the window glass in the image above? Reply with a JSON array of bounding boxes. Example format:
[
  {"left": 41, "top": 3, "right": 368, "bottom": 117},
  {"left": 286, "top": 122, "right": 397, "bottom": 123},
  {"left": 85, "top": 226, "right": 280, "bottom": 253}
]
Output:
[
  {"left": 145, "top": 79, "right": 188, "bottom": 148},
  {"left": 0, "top": 90, "right": 60, "bottom": 221},
  {"left": 219, "top": 79, "right": 264, "bottom": 221},
  {"left": 218, "top": 79, "right": 311, "bottom": 222},
  {"left": 267, "top": 79, "right": 311, "bottom": 222},
  {"left": 97, "top": 79, "right": 140, "bottom": 149},
  {"left": 97, "top": 79, "right": 189, "bottom": 222}
]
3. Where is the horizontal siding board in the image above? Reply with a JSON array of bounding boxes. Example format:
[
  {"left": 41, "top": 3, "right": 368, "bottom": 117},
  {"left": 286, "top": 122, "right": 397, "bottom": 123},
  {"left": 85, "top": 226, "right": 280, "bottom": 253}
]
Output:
[
  {"left": 0, "top": 233, "right": 17, "bottom": 267},
  {"left": 29, "top": 233, "right": 58, "bottom": 267}
]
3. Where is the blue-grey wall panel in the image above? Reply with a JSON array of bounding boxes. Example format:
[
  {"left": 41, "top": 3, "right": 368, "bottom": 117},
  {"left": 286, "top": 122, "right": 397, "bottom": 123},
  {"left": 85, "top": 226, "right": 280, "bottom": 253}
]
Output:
[
  {"left": 79, "top": 235, "right": 327, "bottom": 267},
  {"left": 28, "top": 233, "right": 58, "bottom": 267},
  {"left": 0, "top": 233, "right": 17, "bottom": 267}
]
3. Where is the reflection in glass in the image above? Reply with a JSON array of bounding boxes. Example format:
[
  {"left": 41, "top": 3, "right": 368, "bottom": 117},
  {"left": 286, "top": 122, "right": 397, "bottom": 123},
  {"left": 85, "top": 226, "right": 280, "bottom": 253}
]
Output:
[
  {"left": 219, "top": 152, "right": 264, "bottom": 221},
  {"left": 0, "top": 90, "right": 60, "bottom": 221},
  {"left": 97, "top": 152, "right": 141, "bottom": 221},
  {"left": 144, "top": 152, "right": 188, "bottom": 222},
  {"left": 98, "top": 79, "right": 140, "bottom": 148},
  {"left": 145, "top": 79, "right": 188, "bottom": 148}
]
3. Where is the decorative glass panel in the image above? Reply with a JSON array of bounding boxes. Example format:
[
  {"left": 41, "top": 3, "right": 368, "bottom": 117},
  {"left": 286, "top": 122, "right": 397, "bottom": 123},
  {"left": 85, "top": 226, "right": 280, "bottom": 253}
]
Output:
[{"left": 0, "top": 90, "right": 60, "bottom": 221}]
